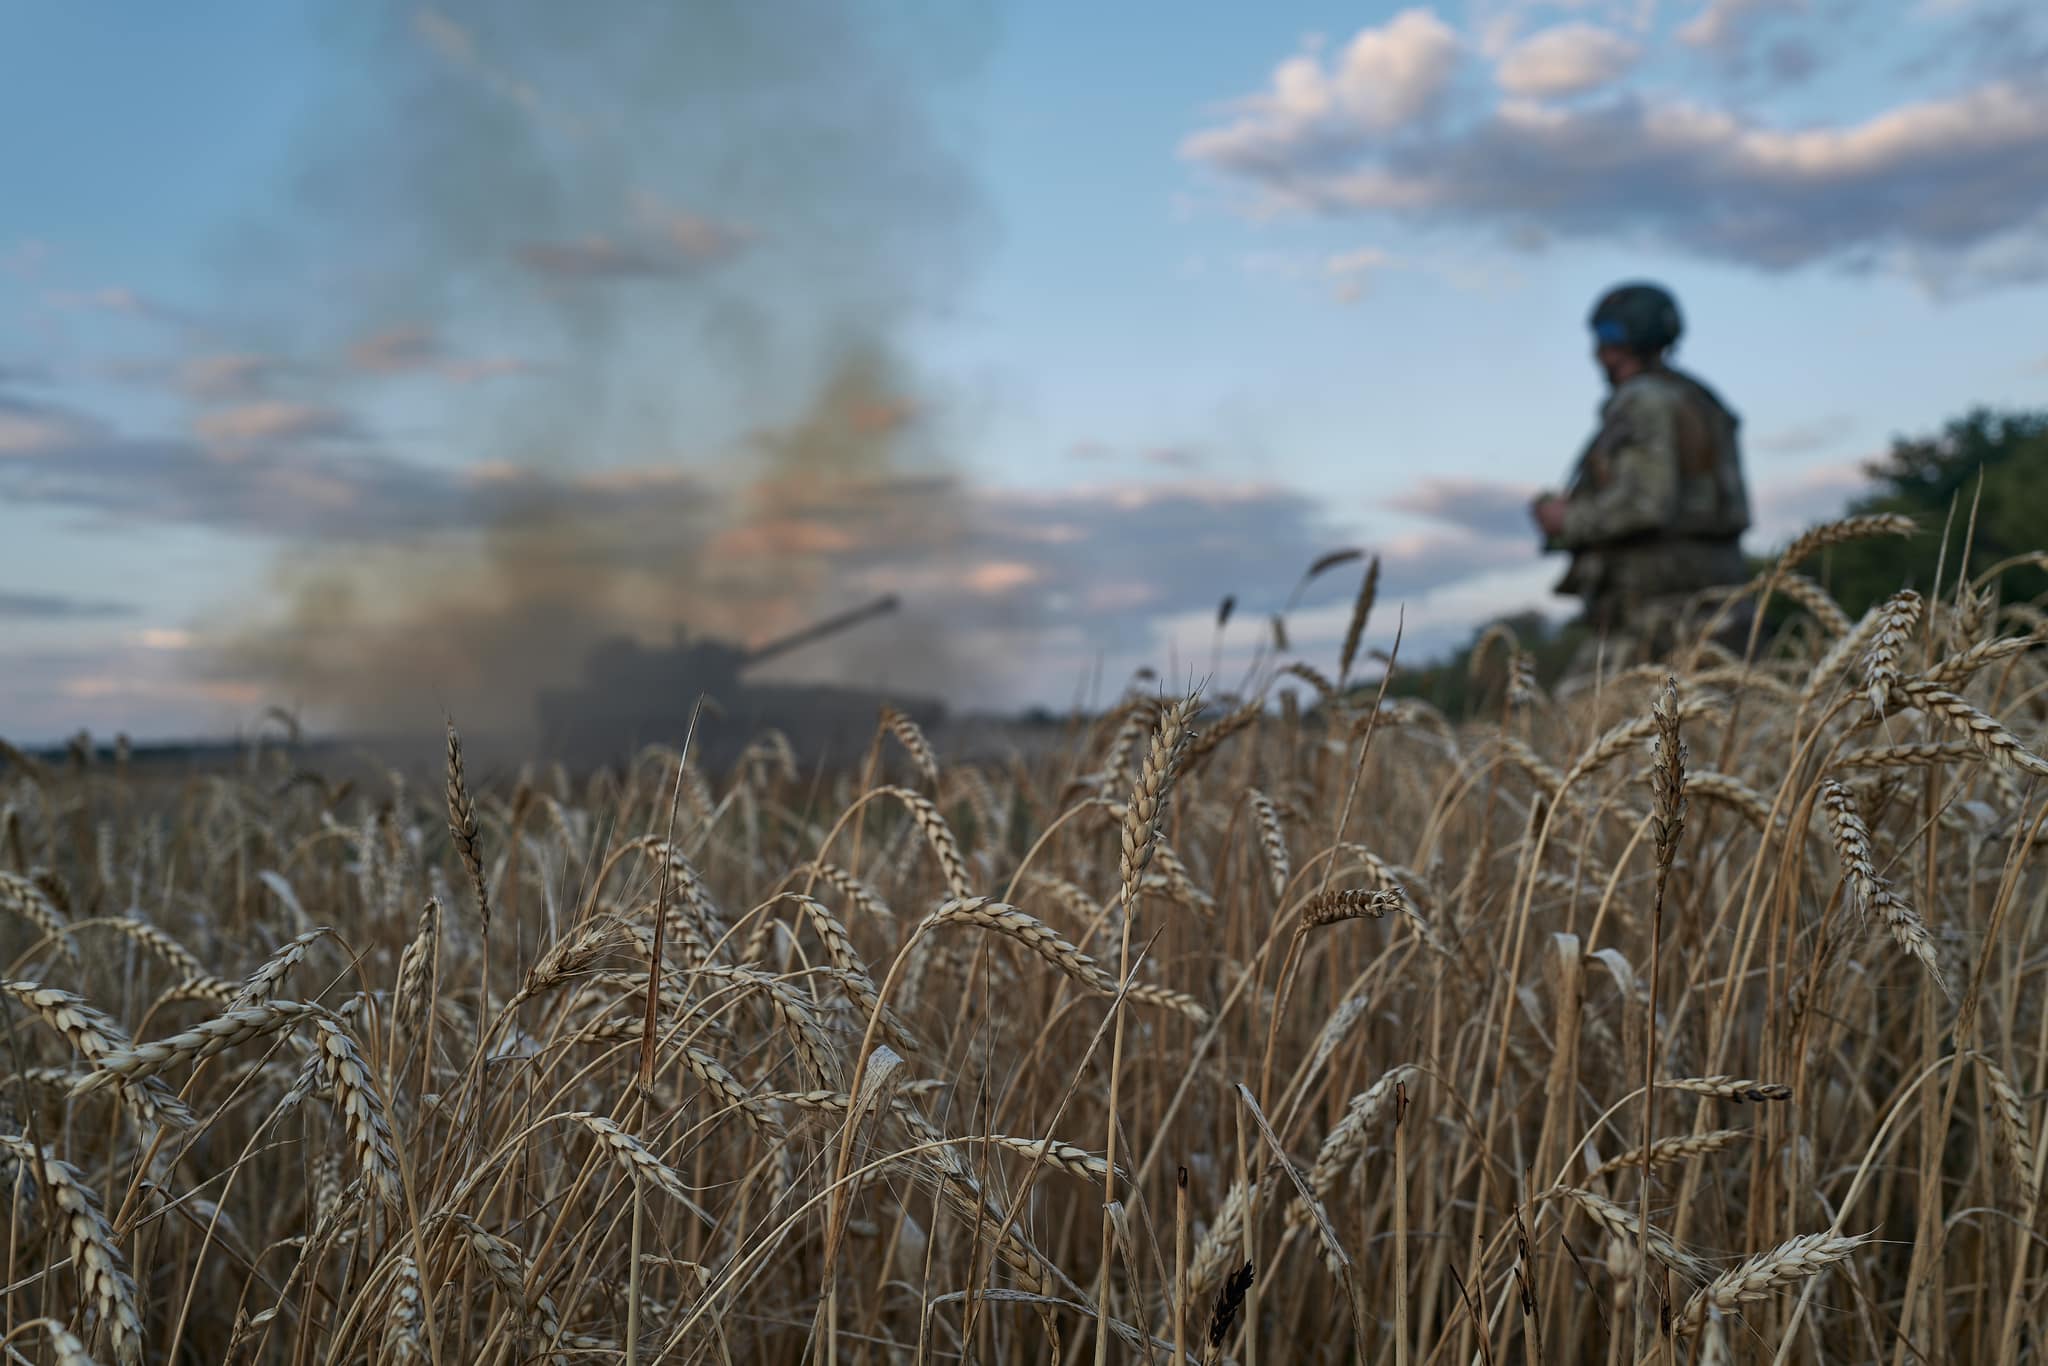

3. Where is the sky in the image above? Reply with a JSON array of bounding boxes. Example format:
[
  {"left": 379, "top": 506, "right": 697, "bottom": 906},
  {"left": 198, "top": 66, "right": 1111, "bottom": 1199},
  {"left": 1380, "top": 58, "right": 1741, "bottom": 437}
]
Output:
[{"left": 4, "top": 0, "right": 2048, "bottom": 745}]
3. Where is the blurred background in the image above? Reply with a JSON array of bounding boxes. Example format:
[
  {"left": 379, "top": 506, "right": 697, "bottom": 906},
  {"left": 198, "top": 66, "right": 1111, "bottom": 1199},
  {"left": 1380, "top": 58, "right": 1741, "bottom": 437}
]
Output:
[{"left": 3, "top": 0, "right": 2045, "bottom": 759}]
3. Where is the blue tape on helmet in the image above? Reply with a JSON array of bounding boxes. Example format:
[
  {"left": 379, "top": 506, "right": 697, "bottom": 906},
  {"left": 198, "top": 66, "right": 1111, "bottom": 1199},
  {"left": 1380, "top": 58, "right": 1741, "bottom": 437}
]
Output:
[{"left": 1593, "top": 320, "right": 1629, "bottom": 345}]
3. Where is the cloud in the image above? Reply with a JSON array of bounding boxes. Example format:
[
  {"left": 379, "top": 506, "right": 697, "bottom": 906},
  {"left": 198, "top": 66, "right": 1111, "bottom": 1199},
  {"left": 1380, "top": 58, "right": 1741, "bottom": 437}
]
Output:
[
  {"left": 193, "top": 401, "right": 360, "bottom": 446},
  {"left": 1, "top": 392, "right": 1549, "bottom": 721},
  {"left": 0, "top": 363, "right": 53, "bottom": 387},
  {"left": 924, "top": 479, "right": 1530, "bottom": 649},
  {"left": 0, "top": 642, "right": 265, "bottom": 744},
  {"left": 1376, "top": 460, "right": 1878, "bottom": 560},
  {"left": 1764, "top": 36, "right": 1820, "bottom": 84},
  {"left": 410, "top": 5, "right": 585, "bottom": 134},
  {"left": 1325, "top": 245, "right": 1398, "bottom": 302},
  {"left": 1388, "top": 475, "right": 1542, "bottom": 539},
  {"left": 42, "top": 286, "right": 185, "bottom": 326},
  {"left": 1184, "top": 56, "right": 2048, "bottom": 285},
  {"left": 1061, "top": 440, "right": 1211, "bottom": 470},
  {"left": 0, "top": 590, "right": 136, "bottom": 621},
  {"left": 441, "top": 356, "right": 539, "bottom": 384},
  {"left": 1496, "top": 24, "right": 1641, "bottom": 97},
  {"left": 0, "top": 395, "right": 488, "bottom": 539},
  {"left": 1751, "top": 458, "right": 1870, "bottom": 541},
  {"left": 1754, "top": 414, "right": 1858, "bottom": 455},
  {"left": 346, "top": 325, "right": 538, "bottom": 384},
  {"left": 1677, "top": 0, "right": 1804, "bottom": 59},
  {"left": 182, "top": 353, "right": 279, "bottom": 400},
  {"left": 2, "top": 240, "right": 51, "bottom": 280},
  {"left": 1181, "top": 9, "right": 1463, "bottom": 172},
  {"left": 629, "top": 192, "right": 751, "bottom": 263},
  {"left": 101, "top": 353, "right": 281, "bottom": 400},
  {"left": 0, "top": 393, "right": 100, "bottom": 454},
  {"left": 349, "top": 325, "right": 440, "bottom": 374}
]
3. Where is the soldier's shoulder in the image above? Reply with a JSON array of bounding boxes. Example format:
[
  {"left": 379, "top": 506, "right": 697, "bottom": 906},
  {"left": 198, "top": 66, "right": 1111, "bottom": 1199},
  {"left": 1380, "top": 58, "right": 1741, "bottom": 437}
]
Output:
[
  {"left": 1604, "top": 371, "right": 1690, "bottom": 423},
  {"left": 1659, "top": 366, "right": 1739, "bottom": 423}
]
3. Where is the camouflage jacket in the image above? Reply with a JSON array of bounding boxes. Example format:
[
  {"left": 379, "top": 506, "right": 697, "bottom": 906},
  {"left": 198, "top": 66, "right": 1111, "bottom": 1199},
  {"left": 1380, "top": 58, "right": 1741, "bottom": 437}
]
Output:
[{"left": 1554, "top": 366, "right": 1751, "bottom": 626}]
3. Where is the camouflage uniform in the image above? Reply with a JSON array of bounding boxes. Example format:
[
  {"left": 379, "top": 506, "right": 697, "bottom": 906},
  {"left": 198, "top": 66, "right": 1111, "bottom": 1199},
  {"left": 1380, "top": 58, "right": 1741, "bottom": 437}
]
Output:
[{"left": 1551, "top": 365, "right": 1751, "bottom": 662}]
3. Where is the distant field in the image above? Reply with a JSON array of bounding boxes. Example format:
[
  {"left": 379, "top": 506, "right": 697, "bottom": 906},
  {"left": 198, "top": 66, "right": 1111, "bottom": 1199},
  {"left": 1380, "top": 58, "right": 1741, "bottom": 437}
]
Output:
[{"left": 3, "top": 513, "right": 2045, "bottom": 1365}]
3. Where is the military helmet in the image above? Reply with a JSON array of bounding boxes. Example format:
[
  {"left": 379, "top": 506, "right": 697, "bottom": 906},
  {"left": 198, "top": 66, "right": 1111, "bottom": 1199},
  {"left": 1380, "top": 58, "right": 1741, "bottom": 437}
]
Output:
[{"left": 1588, "top": 281, "right": 1683, "bottom": 354}]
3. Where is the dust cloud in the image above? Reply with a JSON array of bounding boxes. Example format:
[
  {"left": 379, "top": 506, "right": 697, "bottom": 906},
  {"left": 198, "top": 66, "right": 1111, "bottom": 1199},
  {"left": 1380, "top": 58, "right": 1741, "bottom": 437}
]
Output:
[{"left": 210, "top": 0, "right": 997, "bottom": 754}]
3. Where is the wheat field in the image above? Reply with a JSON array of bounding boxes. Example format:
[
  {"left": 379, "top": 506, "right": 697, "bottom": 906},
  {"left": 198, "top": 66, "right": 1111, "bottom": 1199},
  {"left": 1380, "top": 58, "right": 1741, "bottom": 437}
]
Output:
[{"left": 3, "top": 514, "right": 2046, "bottom": 1365}]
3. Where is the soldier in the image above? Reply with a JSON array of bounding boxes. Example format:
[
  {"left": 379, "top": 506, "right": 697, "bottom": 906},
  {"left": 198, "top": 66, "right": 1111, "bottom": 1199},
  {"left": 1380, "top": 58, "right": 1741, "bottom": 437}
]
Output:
[{"left": 1530, "top": 281, "right": 1753, "bottom": 664}]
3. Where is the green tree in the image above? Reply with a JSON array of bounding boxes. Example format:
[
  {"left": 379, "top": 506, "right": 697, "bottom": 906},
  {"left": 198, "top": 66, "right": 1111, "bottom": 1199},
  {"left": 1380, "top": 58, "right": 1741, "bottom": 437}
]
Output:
[{"left": 1807, "top": 408, "right": 2048, "bottom": 618}]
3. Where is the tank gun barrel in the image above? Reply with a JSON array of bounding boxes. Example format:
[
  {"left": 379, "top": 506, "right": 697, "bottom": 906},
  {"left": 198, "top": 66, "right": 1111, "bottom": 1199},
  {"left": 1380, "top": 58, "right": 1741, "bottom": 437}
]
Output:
[{"left": 740, "top": 594, "right": 901, "bottom": 670}]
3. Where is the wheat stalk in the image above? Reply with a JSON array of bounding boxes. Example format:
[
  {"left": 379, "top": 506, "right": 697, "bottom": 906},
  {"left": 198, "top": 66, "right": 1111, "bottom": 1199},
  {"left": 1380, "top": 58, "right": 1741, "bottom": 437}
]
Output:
[
  {"left": 2, "top": 980, "right": 194, "bottom": 1129},
  {"left": 567, "top": 1111, "right": 694, "bottom": 1203},
  {"left": 1299, "top": 887, "right": 1403, "bottom": 930},
  {"left": 1674, "top": 1232, "right": 1869, "bottom": 1335},
  {"left": 1659, "top": 1076, "right": 1792, "bottom": 1103},
  {"left": 1775, "top": 513, "right": 1917, "bottom": 573},
  {"left": 881, "top": 705, "right": 941, "bottom": 787},
  {"left": 312, "top": 1016, "right": 402, "bottom": 1209},
  {"left": 383, "top": 1254, "right": 427, "bottom": 1363},
  {"left": 71, "top": 1000, "right": 327, "bottom": 1090},
  {"left": 1861, "top": 590, "right": 1922, "bottom": 713},
  {"left": 445, "top": 720, "right": 491, "bottom": 932},
  {"left": 230, "top": 927, "right": 335, "bottom": 1009},
  {"left": 1973, "top": 1051, "right": 2039, "bottom": 1225},
  {"left": 1819, "top": 780, "right": 1947, "bottom": 994},
  {"left": 0, "top": 1133, "right": 143, "bottom": 1366},
  {"left": 1544, "top": 1185, "right": 1706, "bottom": 1280},
  {"left": 1890, "top": 680, "right": 2048, "bottom": 776},
  {"left": 1589, "top": 1130, "right": 1748, "bottom": 1180},
  {"left": 1247, "top": 789, "right": 1290, "bottom": 903},
  {"left": 394, "top": 898, "right": 439, "bottom": 1045},
  {"left": 0, "top": 870, "right": 74, "bottom": 962}
]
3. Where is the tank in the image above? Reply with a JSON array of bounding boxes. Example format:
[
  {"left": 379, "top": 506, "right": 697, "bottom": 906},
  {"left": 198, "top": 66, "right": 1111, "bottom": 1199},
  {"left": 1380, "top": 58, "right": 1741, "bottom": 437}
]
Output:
[{"left": 536, "top": 594, "right": 947, "bottom": 770}]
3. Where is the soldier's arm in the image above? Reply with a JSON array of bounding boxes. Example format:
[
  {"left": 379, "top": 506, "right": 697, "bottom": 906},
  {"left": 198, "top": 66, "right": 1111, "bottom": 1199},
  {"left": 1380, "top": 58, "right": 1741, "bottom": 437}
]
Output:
[{"left": 1557, "top": 387, "right": 1681, "bottom": 550}]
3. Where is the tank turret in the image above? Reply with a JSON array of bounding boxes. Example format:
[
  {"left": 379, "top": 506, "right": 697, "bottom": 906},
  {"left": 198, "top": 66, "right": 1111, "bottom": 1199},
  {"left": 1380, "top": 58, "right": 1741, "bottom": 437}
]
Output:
[{"left": 536, "top": 594, "right": 943, "bottom": 769}]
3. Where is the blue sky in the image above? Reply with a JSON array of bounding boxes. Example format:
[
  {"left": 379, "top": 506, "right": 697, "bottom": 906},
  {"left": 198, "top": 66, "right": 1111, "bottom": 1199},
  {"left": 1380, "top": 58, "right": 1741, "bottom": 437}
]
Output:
[{"left": 5, "top": 0, "right": 2048, "bottom": 742}]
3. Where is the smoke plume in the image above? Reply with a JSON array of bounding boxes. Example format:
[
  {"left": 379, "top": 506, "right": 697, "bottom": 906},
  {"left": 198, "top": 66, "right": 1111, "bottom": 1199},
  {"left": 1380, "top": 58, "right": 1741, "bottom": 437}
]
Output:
[{"left": 209, "top": 0, "right": 994, "bottom": 754}]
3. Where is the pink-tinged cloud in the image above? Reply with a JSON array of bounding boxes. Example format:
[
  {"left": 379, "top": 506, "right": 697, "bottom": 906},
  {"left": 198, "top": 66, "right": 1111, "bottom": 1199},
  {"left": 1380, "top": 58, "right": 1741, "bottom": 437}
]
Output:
[
  {"left": 350, "top": 325, "right": 439, "bottom": 374},
  {"left": 182, "top": 353, "right": 277, "bottom": 400},
  {"left": 0, "top": 401, "right": 97, "bottom": 455},
  {"left": 1184, "top": 13, "right": 2048, "bottom": 287},
  {"left": 193, "top": 401, "right": 358, "bottom": 445},
  {"left": 1387, "top": 475, "right": 1542, "bottom": 538},
  {"left": 441, "top": 355, "right": 537, "bottom": 384},
  {"left": 1185, "top": 9, "right": 1463, "bottom": 170},
  {"left": 1678, "top": 0, "right": 1802, "bottom": 58},
  {"left": 1751, "top": 459, "right": 1872, "bottom": 541},
  {"left": 631, "top": 192, "right": 751, "bottom": 263},
  {"left": 1495, "top": 23, "right": 1641, "bottom": 98},
  {"left": 42, "top": 286, "right": 183, "bottom": 324},
  {"left": 963, "top": 561, "right": 1041, "bottom": 594}
]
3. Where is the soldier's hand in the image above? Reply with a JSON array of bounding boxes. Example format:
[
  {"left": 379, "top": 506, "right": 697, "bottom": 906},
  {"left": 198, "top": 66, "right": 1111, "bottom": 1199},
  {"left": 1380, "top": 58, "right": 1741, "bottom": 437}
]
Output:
[{"left": 1532, "top": 495, "right": 1568, "bottom": 540}]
